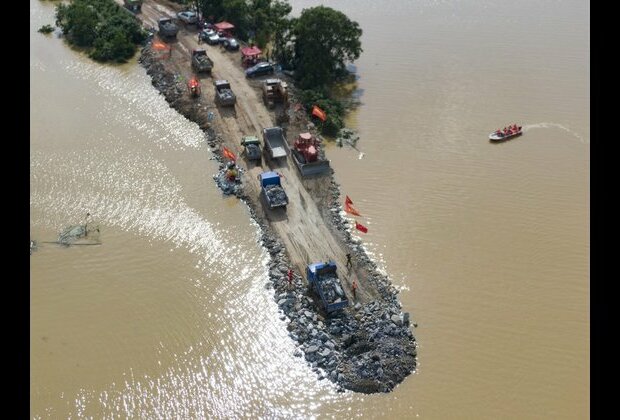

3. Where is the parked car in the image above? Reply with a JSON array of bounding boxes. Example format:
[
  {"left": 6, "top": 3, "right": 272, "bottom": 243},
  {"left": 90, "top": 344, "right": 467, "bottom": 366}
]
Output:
[
  {"left": 205, "top": 33, "right": 221, "bottom": 45},
  {"left": 177, "top": 11, "right": 198, "bottom": 24},
  {"left": 222, "top": 38, "right": 240, "bottom": 51},
  {"left": 245, "top": 62, "right": 275, "bottom": 78},
  {"left": 199, "top": 28, "right": 216, "bottom": 41}
]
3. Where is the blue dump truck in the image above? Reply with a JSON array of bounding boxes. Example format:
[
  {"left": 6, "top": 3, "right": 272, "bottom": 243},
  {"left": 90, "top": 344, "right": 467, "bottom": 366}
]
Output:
[
  {"left": 306, "top": 262, "right": 349, "bottom": 314},
  {"left": 258, "top": 171, "right": 288, "bottom": 210}
]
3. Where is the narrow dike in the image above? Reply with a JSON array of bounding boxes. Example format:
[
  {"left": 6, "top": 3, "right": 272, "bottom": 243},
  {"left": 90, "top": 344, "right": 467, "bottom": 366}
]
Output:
[{"left": 139, "top": 45, "right": 417, "bottom": 393}]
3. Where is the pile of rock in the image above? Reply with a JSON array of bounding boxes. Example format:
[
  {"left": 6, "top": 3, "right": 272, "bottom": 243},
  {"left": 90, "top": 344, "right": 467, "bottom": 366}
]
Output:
[
  {"left": 212, "top": 162, "right": 243, "bottom": 197},
  {"left": 264, "top": 183, "right": 287, "bottom": 205}
]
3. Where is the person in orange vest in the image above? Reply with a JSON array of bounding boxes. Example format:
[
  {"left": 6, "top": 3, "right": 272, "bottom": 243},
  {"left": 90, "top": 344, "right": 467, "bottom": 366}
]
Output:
[{"left": 352, "top": 278, "right": 358, "bottom": 300}]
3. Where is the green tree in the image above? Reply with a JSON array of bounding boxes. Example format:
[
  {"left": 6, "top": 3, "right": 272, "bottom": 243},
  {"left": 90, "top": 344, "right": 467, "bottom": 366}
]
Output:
[
  {"left": 247, "top": 0, "right": 291, "bottom": 48},
  {"left": 55, "top": 0, "right": 145, "bottom": 63},
  {"left": 292, "top": 6, "right": 362, "bottom": 90},
  {"left": 55, "top": 1, "right": 98, "bottom": 47}
]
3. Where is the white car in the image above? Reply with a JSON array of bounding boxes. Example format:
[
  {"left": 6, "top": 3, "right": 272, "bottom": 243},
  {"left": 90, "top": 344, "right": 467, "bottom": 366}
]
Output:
[
  {"left": 177, "top": 11, "right": 198, "bottom": 25},
  {"left": 206, "top": 33, "right": 221, "bottom": 45},
  {"left": 199, "top": 28, "right": 216, "bottom": 41}
]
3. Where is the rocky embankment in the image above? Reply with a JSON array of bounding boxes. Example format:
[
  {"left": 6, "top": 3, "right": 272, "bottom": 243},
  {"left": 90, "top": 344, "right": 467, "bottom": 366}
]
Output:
[{"left": 138, "top": 47, "right": 417, "bottom": 393}]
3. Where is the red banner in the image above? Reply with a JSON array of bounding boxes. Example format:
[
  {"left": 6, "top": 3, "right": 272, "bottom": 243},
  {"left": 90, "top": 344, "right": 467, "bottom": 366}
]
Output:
[
  {"left": 345, "top": 195, "right": 353, "bottom": 205},
  {"left": 345, "top": 202, "right": 362, "bottom": 216},
  {"left": 152, "top": 41, "right": 170, "bottom": 50},
  {"left": 222, "top": 146, "right": 236, "bottom": 161},
  {"left": 311, "top": 105, "right": 327, "bottom": 122},
  {"left": 355, "top": 222, "right": 368, "bottom": 233}
]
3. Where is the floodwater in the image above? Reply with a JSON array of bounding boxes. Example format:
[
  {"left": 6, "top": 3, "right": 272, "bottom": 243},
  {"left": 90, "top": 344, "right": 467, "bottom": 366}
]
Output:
[{"left": 30, "top": 0, "right": 589, "bottom": 418}]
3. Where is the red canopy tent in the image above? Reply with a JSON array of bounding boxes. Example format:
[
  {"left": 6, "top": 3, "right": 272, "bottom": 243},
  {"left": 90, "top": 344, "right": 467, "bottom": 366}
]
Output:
[
  {"left": 241, "top": 46, "right": 263, "bottom": 66},
  {"left": 241, "top": 46, "right": 263, "bottom": 67},
  {"left": 241, "top": 46, "right": 262, "bottom": 58},
  {"left": 214, "top": 21, "right": 235, "bottom": 37}
]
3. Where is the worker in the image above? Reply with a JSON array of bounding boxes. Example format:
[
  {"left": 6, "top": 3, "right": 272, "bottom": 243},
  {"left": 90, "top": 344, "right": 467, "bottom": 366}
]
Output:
[
  {"left": 287, "top": 269, "right": 293, "bottom": 289},
  {"left": 226, "top": 163, "right": 237, "bottom": 182},
  {"left": 352, "top": 278, "right": 358, "bottom": 300},
  {"left": 346, "top": 253, "right": 352, "bottom": 269}
]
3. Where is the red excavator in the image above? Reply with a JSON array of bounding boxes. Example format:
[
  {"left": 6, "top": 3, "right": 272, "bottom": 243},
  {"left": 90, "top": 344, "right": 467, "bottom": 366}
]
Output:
[{"left": 291, "top": 132, "right": 331, "bottom": 176}]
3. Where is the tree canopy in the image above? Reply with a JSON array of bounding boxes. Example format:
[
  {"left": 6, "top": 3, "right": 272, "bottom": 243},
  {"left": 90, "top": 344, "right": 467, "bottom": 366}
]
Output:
[
  {"left": 55, "top": 0, "right": 145, "bottom": 63},
  {"left": 291, "top": 6, "right": 362, "bottom": 90}
]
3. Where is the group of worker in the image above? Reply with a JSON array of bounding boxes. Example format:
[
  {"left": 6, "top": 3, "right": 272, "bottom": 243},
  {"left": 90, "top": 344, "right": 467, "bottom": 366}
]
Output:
[
  {"left": 225, "top": 161, "right": 238, "bottom": 181},
  {"left": 495, "top": 124, "right": 521, "bottom": 137}
]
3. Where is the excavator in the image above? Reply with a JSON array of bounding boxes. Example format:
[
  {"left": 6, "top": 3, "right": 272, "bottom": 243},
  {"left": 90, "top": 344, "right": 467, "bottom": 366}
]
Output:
[{"left": 262, "top": 78, "right": 288, "bottom": 109}]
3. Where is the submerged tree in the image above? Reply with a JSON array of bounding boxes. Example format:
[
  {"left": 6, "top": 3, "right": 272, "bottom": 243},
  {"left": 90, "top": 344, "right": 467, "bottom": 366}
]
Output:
[
  {"left": 55, "top": 0, "right": 145, "bottom": 63},
  {"left": 292, "top": 6, "right": 362, "bottom": 90}
]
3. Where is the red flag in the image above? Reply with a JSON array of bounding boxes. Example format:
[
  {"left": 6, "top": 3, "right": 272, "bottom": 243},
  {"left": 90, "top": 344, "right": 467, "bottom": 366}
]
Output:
[
  {"left": 345, "top": 195, "right": 353, "bottom": 205},
  {"left": 152, "top": 41, "right": 169, "bottom": 50},
  {"left": 222, "top": 146, "right": 236, "bottom": 161},
  {"left": 345, "top": 202, "right": 362, "bottom": 216},
  {"left": 311, "top": 105, "right": 327, "bottom": 122},
  {"left": 355, "top": 221, "right": 368, "bottom": 233}
]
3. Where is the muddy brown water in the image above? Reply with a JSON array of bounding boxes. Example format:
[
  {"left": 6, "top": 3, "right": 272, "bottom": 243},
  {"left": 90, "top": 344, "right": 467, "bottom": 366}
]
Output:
[{"left": 31, "top": 0, "right": 588, "bottom": 418}]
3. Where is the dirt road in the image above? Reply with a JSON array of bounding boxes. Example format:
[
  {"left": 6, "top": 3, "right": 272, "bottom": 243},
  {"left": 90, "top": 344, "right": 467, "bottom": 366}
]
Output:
[
  {"left": 113, "top": 0, "right": 416, "bottom": 394},
  {"left": 130, "top": 0, "right": 378, "bottom": 302}
]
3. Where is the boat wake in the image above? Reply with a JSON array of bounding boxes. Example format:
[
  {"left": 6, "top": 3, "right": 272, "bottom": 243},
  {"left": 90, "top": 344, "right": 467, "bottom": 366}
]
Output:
[{"left": 522, "top": 122, "right": 588, "bottom": 144}]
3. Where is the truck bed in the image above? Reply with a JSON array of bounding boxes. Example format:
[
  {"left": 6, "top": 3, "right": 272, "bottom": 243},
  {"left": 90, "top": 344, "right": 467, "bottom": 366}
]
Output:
[
  {"left": 263, "top": 127, "right": 288, "bottom": 158},
  {"left": 264, "top": 184, "right": 288, "bottom": 207},
  {"left": 317, "top": 273, "right": 347, "bottom": 306},
  {"left": 216, "top": 88, "right": 236, "bottom": 105}
]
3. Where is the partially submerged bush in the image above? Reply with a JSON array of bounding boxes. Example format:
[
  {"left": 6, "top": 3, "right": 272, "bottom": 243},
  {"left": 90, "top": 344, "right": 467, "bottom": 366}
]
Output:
[
  {"left": 38, "top": 24, "right": 55, "bottom": 34},
  {"left": 55, "top": 0, "right": 145, "bottom": 63}
]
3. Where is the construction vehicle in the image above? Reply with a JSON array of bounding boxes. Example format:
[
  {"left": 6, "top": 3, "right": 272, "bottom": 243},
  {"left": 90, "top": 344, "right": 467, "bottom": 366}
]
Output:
[
  {"left": 306, "top": 262, "right": 349, "bottom": 314},
  {"left": 123, "top": 0, "right": 142, "bottom": 12},
  {"left": 290, "top": 132, "right": 331, "bottom": 177},
  {"left": 262, "top": 126, "right": 289, "bottom": 161},
  {"left": 214, "top": 79, "right": 236, "bottom": 106},
  {"left": 258, "top": 171, "right": 288, "bottom": 210},
  {"left": 191, "top": 49, "right": 213, "bottom": 74},
  {"left": 240, "top": 136, "right": 262, "bottom": 163},
  {"left": 158, "top": 17, "right": 179, "bottom": 38},
  {"left": 187, "top": 77, "right": 201, "bottom": 98},
  {"left": 262, "top": 78, "right": 288, "bottom": 109}
]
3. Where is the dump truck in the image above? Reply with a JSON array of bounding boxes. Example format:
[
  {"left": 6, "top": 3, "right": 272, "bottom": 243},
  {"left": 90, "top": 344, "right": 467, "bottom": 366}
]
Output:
[
  {"left": 258, "top": 171, "right": 288, "bottom": 210},
  {"left": 290, "top": 132, "right": 331, "bottom": 177},
  {"left": 123, "top": 0, "right": 142, "bottom": 12},
  {"left": 240, "top": 135, "right": 261, "bottom": 162},
  {"left": 262, "top": 126, "right": 289, "bottom": 161},
  {"left": 214, "top": 79, "right": 236, "bottom": 106},
  {"left": 306, "top": 262, "right": 349, "bottom": 314},
  {"left": 191, "top": 49, "right": 213, "bottom": 74},
  {"left": 262, "top": 78, "right": 288, "bottom": 109},
  {"left": 158, "top": 17, "right": 179, "bottom": 38}
]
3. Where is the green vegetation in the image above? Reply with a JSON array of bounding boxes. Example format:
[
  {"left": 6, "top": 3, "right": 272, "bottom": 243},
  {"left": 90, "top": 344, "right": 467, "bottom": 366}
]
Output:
[
  {"left": 55, "top": 0, "right": 146, "bottom": 63},
  {"left": 291, "top": 6, "right": 362, "bottom": 90},
  {"left": 190, "top": 2, "right": 361, "bottom": 135},
  {"left": 38, "top": 24, "right": 55, "bottom": 34},
  {"left": 298, "top": 89, "right": 346, "bottom": 137}
]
